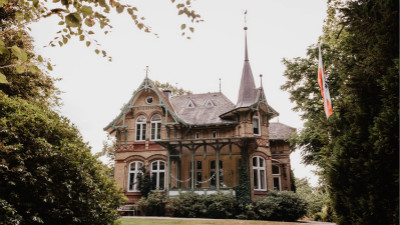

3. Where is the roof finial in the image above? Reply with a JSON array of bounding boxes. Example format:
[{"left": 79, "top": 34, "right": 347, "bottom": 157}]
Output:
[
  {"left": 219, "top": 78, "right": 221, "bottom": 92},
  {"left": 259, "top": 74, "right": 263, "bottom": 88},
  {"left": 145, "top": 66, "right": 149, "bottom": 78},
  {"left": 244, "top": 10, "right": 249, "bottom": 61}
]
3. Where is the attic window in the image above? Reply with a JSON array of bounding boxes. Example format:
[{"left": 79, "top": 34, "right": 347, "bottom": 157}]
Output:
[
  {"left": 205, "top": 99, "right": 214, "bottom": 108},
  {"left": 186, "top": 99, "right": 195, "bottom": 108},
  {"left": 146, "top": 96, "right": 153, "bottom": 104}
]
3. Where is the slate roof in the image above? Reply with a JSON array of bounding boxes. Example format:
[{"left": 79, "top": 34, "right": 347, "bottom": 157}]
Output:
[
  {"left": 169, "top": 92, "right": 237, "bottom": 125},
  {"left": 269, "top": 122, "right": 296, "bottom": 140}
]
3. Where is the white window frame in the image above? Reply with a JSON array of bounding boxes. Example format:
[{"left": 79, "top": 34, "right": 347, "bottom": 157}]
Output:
[
  {"left": 151, "top": 160, "right": 166, "bottom": 190},
  {"left": 150, "top": 114, "right": 161, "bottom": 141},
  {"left": 127, "top": 161, "right": 143, "bottom": 192},
  {"left": 253, "top": 156, "right": 267, "bottom": 191},
  {"left": 135, "top": 115, "right": 147, "bottom": 141},
  {"left": 272, "top": 165, "right": 281, "bottom": 191},
  {"left": 252, "top": 112, "right": 261, "bottom": 136}
]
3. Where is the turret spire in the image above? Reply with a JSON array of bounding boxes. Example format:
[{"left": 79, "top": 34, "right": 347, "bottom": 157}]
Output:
[{"left": 236, "top": 11, "right": 257, "bottom": 108}]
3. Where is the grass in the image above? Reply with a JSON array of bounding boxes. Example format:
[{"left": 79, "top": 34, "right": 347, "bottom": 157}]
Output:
[{"left": 118, "top": 217, "right": 306, "bottom": 225}]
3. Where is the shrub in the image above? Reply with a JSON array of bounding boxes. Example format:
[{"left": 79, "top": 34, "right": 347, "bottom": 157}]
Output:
[
  {"left": 254, "top": 191, "right": 307, "bottom": 221},
  {"left": 137, "top": 192, "right": 166, "bottom": 216},
  {"left": 165, "top": 193, "right": 206, "bottom": 218},
  {"left": 203, "top": 193, "right": 236, "bottom": 219},
  {"left": 0, "top": 93, "right": 125, "bottom": 225}
]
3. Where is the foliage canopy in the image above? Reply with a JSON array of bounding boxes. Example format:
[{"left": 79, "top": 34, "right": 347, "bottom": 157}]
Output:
[{"left": 281, "top": 0, "right": 399, "bottom": 224}]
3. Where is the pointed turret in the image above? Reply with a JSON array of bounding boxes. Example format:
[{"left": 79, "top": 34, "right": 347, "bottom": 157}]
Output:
[{"left": 236, "top": 25, "right": 258, "bottom": 108}]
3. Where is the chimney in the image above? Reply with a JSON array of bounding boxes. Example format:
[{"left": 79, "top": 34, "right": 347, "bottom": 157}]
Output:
[{"left": 163, "top": 90, "right": 171, "bottom": 99}]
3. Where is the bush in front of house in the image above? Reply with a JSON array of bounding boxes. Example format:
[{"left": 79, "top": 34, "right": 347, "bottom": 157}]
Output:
[
  {"left": 165, "top": 192, "right": 207, "bottom": 218},
  {"left": 140, "top": 190, "right": 307, "bottom": 222},
  {"left": 253, "top": 191, "right": 308, "bottom": 221},
  {"left": 137, "top": 192, "right": 166, "bottom": 216},
  {"left": 203, "top": 193, "right": 236, "bottom": 219}
]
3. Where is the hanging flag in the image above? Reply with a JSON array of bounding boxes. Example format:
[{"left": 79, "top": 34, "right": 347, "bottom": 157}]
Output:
[{"left": 318, "top": 43, "right": 333, "bottom": 118}]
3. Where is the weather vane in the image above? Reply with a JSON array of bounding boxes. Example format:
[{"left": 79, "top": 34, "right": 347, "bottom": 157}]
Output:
[
  {"left": 145, "top": 66, "right": 149, "bottom": 78},
  {"left": 244, "top": 10, "right": 248, "bottom": 29}
]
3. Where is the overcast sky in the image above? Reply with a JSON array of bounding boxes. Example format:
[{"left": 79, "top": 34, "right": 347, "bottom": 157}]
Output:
[{"left": 29, "top": 0, "right": 327, "bottom": 186}]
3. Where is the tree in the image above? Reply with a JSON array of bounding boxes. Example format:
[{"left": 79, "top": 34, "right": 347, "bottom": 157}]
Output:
[
  {"left": 0, "top": 0, "right": 202, "bottom": 83},
  {"left": 281, "top": 0, "right": 399, "bottom": 224},
  {"left": 154, "top": 80, "right": 192, "bottom": 96},
  {"left": 0, "top": 92, "right": 126, "bottom": 225}
]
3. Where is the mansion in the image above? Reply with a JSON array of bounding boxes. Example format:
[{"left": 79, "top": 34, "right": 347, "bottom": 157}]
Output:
[{"left": 104, "top": 26, "right": 296, "bottom": 204}]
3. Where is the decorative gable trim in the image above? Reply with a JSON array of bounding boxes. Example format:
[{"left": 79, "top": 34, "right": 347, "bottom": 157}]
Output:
[{"left": 104, "top": 78, "right": 188, "bottom": 133}]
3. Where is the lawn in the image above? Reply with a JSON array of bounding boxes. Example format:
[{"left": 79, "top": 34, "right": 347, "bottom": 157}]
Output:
[{"left": 118, "top": 217, "right": 306, "bottom": 225}]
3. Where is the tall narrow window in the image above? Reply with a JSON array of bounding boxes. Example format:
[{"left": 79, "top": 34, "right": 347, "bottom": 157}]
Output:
[
  {"left": 151, "top": 160, "right": 166, "bottom": 190},
  {"left": 150, "top": 114, "right": 161, "bottom": 140},
  {"left": 210, "top": 160, "right": 223, "bottom": 187},
  {"left": 128, "top": 161, "right": 143, "bottom": 192},
  {"left": 253, "top": 156, "right": 266, "bottom": 191},
  {"left": 195, "top": 132, "right": 200, "bottom": 139},
  {"left": 253, "top": 113, "right": 261, "bottom": 135},
  {"left": 212, "top": 131, "right": 217, "bottom": 139},
  {"left": 135, "top": 115, "right": 146, "bottom": 141},
  {"left": 272, "top": 165, "right": 281, "bottom": 191}
]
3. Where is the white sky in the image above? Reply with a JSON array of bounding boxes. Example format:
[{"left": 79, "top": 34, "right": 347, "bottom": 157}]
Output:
[{"left": 29, "top": 0, "right": 327, "bottom": 186}]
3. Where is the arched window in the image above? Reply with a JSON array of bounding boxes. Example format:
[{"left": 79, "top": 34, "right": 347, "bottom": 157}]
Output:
[
  {"left": 135, "top": 115, "right": 146, "bottom": 141},
  {"left": 150, "top": 114, "right": 161, "bottom": 141},
  {"left": 272, "top": 165, "right": 281, "bottom": 191},
  {"left": 253, "top": 156, "right": 266, "bottom": 191},
  {"left": 151, "top": 160, "right": 166, "bottom": 190},
  {"left": 128, "top": 161, "right": 143, "bottom": 192},
  {"left": 252, "top": 113, "right": 261, "bottom": 135}
]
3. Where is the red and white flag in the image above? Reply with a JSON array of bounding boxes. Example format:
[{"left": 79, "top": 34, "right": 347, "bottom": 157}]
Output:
[{"left": 318, "top": 43, "right": 333, "bottom": 118}]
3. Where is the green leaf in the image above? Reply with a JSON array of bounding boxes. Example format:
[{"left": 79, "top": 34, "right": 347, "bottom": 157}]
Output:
[
  {"left": 58, "top": 21, "right": 65, "bottom": 25},
  {"left": 47, "top": 62, "right": 53, "bottom": 71},
  {"left": 37, "top": 55, "right": 43, "bottom": 62},
  {"left": 86, "top": 41, "right": 91, "bottom": 47},
  {"left": 15, "top": 11, "right": 24, "bottom": 22},
  {"left": 33, "top": 0, "right": 38, "bottom": 7},
  {"left": 79, "top": 35, "right": 85, "bottom": 41},
  {"left": 11, "top": 46, "right": 28, "bottom": 62},
  {"left": 29, "top": 66, "right": 40, "bottom": 74},
  {"left": 16, "top": 65, "right": 25, "bottom": 74},
  {"left": 0, "top": 46, "right": 9, "bottom": 55},
  {"left": 116, "top": 5, "right": 124, "bottom": 13},
  {"left": 189, "top": 27, "right": 194, "bottom": 32},
  {"left": 65, "top": 13, "right": 82, "bottom": 27},
  {"left": 81, "top": 6, "right": 93, "bottom": 16},
  {"left": 181, "top": 24, "right": 186, "bottom": 30},
  {"left": 0, "top": 72, "right": 8, "bottom": 84},
  {"left": 0, "top": 0, "right": 7, "bottom": 6},
  {"left": 88, "top": 31, "right": 94, "bottom": 35},
  {"left": 0, "top": 39, "right": 4, "bottom": 46},
  {"left": 84, "top": 18, "right": 95, "bottom": 27},
  {"left": 95, "top": 49, "right": 100, "bottom": 54},
  {"left": 137, "top": 23, "right": 144, "bottom": 30},
  {"left": 127, "top": 8, "right": 133, "bottom": 15}
]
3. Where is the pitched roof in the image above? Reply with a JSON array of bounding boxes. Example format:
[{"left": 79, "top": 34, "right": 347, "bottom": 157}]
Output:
[
  {"left": 269, "top": 122, "right": 296, "bottom": 140},
  {"left": 170, "top": 92, "right": 237, "bottom": 125}
]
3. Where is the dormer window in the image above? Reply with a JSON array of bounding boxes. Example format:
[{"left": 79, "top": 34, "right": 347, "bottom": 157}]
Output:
[
  {"left": 186, "top": 99, "right": 195, "bottom": 108},
  {"left": 205, "top": 99, "right": 215, "bottom": 108},
  {"left": 253, "top": 113, "right": 261, "bottom": 136}
]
